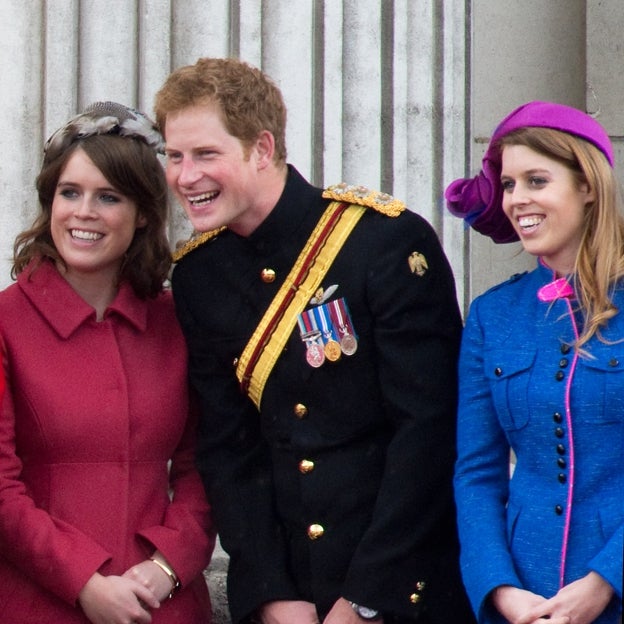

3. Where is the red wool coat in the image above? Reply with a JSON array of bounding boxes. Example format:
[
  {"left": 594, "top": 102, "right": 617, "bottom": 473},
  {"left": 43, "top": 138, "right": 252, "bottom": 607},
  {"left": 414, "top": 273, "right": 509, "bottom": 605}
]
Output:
[
  {"left": 0, "top": 260, "right": 214, "bottom": 623},
  {"left": 0, "top": 356, "right": 4, "bottom": 407}
]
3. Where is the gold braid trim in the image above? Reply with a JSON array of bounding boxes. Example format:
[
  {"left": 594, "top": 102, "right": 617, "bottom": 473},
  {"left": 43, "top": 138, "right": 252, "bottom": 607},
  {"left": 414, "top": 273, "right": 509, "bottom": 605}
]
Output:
[
  {"left": 322, "top": 183, "right": 405, "bottom": 216},
  {"left": 172, "top": 227, "right": 227, "bottom": 263}
]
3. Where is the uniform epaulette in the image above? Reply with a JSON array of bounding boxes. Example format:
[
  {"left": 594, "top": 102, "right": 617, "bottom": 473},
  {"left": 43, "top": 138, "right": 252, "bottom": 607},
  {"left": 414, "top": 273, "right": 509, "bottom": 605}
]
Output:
[
  {"left": 322, "top": 183, "right": 405, "bottom": 217},
  {"left": 508, "top": 271, "right": 528, "bottom": 283},
  {"left": 171, "top": 227, "right": 226, "bottom": 263}
]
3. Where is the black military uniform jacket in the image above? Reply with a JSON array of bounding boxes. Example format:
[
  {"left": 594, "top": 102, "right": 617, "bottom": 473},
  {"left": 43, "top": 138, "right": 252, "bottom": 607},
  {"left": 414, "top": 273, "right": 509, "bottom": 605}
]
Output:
[{"left": 172, "top": 167, "right": 475, "bottom": 624}]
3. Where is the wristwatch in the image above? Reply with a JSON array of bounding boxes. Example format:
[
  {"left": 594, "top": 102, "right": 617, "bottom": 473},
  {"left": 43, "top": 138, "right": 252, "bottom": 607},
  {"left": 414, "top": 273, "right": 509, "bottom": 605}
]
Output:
[{"left": 349, "top": 602, "right": 381, "bottom": 621}]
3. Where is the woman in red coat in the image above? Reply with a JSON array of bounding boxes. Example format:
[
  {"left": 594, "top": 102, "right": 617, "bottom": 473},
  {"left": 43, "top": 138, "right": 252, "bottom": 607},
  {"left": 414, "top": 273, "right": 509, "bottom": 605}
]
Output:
[{"left": 0, "top": 102, "right": 215, "bottom": 623}]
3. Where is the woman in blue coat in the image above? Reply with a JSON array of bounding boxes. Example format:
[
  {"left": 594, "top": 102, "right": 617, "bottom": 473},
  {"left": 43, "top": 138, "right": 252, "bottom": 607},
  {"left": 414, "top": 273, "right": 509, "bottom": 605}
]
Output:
[{"left": 446, "top": 101, "right": 623, "bottom": 624}]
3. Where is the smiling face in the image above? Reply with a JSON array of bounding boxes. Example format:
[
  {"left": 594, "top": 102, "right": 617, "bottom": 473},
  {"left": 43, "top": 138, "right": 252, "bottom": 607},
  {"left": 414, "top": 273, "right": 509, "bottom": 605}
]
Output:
[
  {"left": 50, "top": 148, "right": 145, "bottom": 285},
  {"left": 164, "top": 104, "right": 275, "bottom": 237},
  {"left": 500, "top": 144, "right": 594, "bottom": 276}
]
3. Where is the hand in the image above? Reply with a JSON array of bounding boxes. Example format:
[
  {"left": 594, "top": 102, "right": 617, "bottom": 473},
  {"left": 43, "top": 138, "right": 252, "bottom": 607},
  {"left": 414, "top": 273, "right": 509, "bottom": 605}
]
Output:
[
  {"left": 123, "top": 554, "right": 178, "bottom": 603},
  {"left": 78, "top": 572, "right": 159, "bottom": 624},
  {"left": 517, "top": 572, "right": 614, "bottom": 624},
  {"left": 323, "top": 597, "right": 384, "bottom": 624},
  {"left": 491, "top": 585, "right": 569, "bottom": 624},
  {"left": 258, "top": 600, "right": 320, "bottom": 624}
]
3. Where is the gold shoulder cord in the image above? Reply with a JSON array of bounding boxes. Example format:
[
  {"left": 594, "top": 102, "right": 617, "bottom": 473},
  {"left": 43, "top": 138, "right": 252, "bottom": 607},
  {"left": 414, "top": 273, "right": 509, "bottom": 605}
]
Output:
[{"left": 236, "top": 201, "right": 366, "bottom": 408}]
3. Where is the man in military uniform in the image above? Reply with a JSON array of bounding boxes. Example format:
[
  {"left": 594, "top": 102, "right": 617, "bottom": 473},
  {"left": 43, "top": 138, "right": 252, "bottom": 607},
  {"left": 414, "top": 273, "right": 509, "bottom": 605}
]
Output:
[{"left": 154, "top": 58, "right": 475, "bottom": 624}]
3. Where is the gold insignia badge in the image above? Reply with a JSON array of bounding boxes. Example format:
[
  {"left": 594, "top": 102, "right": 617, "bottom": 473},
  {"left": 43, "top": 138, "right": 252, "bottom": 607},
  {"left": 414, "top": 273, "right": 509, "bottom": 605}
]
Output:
[
  {"left": 310, "top": 284, "right": 338, "bottom": 305},
  {"left": 408, "top": 252, "right": 428, "bottom": 276}
]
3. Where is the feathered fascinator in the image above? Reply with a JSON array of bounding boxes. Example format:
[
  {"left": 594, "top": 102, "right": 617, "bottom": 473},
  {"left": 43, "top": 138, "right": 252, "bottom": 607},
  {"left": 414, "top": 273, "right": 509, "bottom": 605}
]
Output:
[
  {"left": 444, "top": 101, "right": 614, "bottom": 243},
  {"left": 43, "top": 101, "right": 165, "bottom": 162}
]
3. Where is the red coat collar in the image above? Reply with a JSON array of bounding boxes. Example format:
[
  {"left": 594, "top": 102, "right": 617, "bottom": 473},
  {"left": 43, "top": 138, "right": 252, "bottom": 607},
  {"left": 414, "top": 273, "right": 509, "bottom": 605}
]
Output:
[{"left": 18, "top": 259, "right": 148, "bottom": 338}]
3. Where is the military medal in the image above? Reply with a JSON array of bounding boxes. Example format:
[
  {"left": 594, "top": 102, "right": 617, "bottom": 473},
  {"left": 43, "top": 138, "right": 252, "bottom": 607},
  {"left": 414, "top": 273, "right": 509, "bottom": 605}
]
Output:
[
  {"left": 297, "top": 313, "right": 326, "bottom": 368},
  {"left": 324, "top": 340, "right": 342, "bottom": 361},
  {"left": 340, "top": 332, "right": 358, "bottom": 356},
  {"left": 305, "top": 338, "right": 326, "bottom": 368},
  {"left": 313, "top": 305, "right": 342, "bottom": 362},
  {"left": 329, "top": 298, "right": 358, "bottom": 356}
]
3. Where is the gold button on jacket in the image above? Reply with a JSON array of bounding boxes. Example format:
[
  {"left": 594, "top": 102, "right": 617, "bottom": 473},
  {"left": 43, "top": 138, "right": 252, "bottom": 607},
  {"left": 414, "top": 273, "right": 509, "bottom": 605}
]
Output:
[
  {"left": 293, "top": 403, "right": 308, "bottom": 419},
  {"left": 298, "top": 459, "right": 315, "bottom": 473},
  {"left": 307, "top": 524, "right": 324, "bottom": 539},
  {"left": 260, "top": 268, "right": 276, "bottom": 283}
]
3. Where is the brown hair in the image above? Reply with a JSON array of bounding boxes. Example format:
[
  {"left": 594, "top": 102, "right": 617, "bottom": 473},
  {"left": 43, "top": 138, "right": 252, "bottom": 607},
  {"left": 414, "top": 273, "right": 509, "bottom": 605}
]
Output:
[
  {"left": 499, "top": 127, "right": 624, "bottom": 348},
  {"left": 14, "top": 134, "right": 171, "bottom": 299},
  {"left": 154, "top": 57, "right": 287, "bottom": 163}
]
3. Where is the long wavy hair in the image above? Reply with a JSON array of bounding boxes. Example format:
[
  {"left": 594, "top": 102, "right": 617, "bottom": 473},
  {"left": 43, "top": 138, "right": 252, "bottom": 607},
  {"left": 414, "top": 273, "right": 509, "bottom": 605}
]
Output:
[
  {"left": 13, "top": 134, "right": 171, "bottom": 299},
  {"left": 499, "top": 127, "right": 624, "bottom": 349}
]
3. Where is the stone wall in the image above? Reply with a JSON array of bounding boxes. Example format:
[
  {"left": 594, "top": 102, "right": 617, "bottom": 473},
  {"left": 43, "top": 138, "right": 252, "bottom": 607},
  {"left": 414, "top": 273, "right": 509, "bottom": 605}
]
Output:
[
  {"left": 205, "top": 541, "right": 231, "bottom": 624},
  {"left": 0, "top": 1, "right": 470, "bottom": 307}
]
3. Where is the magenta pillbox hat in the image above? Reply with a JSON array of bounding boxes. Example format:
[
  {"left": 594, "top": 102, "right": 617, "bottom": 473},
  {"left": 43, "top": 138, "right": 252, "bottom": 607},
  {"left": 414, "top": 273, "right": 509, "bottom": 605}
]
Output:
[{"left": 444, "top": 101, "right": 614, "bottom": 243}]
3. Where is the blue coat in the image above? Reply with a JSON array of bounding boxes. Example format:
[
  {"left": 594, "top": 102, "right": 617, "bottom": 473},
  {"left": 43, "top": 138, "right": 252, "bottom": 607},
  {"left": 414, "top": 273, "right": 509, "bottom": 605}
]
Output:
[{"left": 454, "top": 261, "right": 623, "bottom": 624}]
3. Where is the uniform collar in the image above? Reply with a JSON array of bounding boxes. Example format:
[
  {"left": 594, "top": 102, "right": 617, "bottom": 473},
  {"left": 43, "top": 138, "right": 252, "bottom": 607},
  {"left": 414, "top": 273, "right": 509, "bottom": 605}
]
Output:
[
  {"left": 18, "top": 259, "right": 147, "bottom": 339},
  {"left": 243, "top": 165, "right": 324, "bottom": 252},
  {"left": 535, "top": 259, "right": 575, "bottom": 302}
]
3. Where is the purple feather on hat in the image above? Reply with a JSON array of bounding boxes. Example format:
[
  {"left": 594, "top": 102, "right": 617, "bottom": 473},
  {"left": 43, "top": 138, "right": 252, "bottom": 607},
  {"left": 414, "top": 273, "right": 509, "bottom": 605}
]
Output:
[{"left": 445, "top": 101, "right": 614, "bottom": 244}]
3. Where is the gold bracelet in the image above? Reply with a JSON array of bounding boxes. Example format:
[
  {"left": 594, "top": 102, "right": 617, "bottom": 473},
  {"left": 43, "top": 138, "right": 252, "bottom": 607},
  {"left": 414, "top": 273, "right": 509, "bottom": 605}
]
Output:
[{"left": 150, "top": 557, "right": 180, "bottom": 600}]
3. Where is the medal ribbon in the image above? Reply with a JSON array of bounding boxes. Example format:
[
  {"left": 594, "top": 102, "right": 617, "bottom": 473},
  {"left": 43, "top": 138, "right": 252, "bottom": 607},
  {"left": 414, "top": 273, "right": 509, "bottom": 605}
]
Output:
[
  {"left": 313, "top": 305, "right": 337, "bottom": 343},
  {"left": 298, "top": 309, "right": 318, "bottom": 338},
  {"left": 236, "top": 201, "right": 366, "bottom": 408},
  {"left": 329, "top": 298, "right": 356, "bottom": 338}
]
